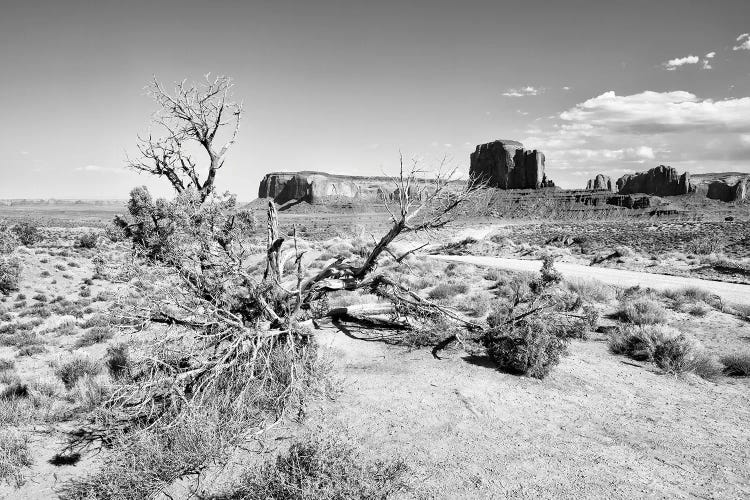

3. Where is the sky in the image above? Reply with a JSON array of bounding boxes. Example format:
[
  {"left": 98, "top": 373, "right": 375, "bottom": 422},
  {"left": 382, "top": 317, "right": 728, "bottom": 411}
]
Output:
[{"left": 1, "top": 0, "right": 749, "bottom": 199}]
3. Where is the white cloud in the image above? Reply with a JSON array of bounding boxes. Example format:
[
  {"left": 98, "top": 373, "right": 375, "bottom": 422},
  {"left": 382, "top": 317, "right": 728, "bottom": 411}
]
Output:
[
  {"left": 522, "top": 90, "right": 750, "bottom": 186},
  {"left": 76, "top": 165, "right": 127, "bottom": 174},
  {"left": 562, "top": 86, "right": 571, "bottom": 91},
  {"left": 734, "top": 33, "right": 750, "bottom": 51},
  {"left": 705, "top": 51, "right": 716, "bottom": 58},
  {"left": 662, "top": 55, "right": 699, "bottom": 70},
  {"left": 502, "top": 86, "right": 540, "bottom": 97}
]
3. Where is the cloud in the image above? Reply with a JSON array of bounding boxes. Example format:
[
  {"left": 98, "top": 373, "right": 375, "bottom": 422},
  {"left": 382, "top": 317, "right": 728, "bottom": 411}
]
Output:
[
  {"left": 734, "top": 33, "right": 750, "bottom": 51},
  {"left": 522, "top": 90, "right": 750, "bottom": 186},
  {"left": 662, "top": 55, "right": 699, "bottom": 70},
  {"left": 502, "top": 86, "right": 540, "bottom": 97},
  {"left": 701, "top": 51, "right": 715, "bottom": 69},
  {"left": 76, "top": 165, "right": 127, "bottom": 174}
]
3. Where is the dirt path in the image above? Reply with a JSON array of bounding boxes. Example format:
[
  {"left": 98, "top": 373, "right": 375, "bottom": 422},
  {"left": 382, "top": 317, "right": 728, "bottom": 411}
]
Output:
[
  {"left": 308, "top": 327, "right": 750, "bottom": 499},
  {"left": 428, "top": 254, "right": 750, "bottom": 306}
]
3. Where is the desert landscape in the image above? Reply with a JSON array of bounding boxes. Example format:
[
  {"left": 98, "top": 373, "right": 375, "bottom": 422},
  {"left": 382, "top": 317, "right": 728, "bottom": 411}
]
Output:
[{"left": 2, "top": 1, "right": 750, "bottom": 499}]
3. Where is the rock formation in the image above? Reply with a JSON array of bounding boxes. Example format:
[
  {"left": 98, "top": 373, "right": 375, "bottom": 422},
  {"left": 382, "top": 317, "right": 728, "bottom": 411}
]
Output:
[
  {"left": 586, "top": 174, "right": 614, "bottom": 191},
  {"left": 469, "top": 140, "right": 554, "bottom": 189},
  {"left": 691, "top": 172, "right": 750, "bottom": 202},
  {"left": 616, "top": 165, "right": 693, "bottom": 196},
  {"left": 258, "top": 171, "right": 443, "bottom": 205}
]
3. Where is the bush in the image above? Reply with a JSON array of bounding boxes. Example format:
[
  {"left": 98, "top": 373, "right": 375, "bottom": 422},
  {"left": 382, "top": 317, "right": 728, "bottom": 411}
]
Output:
[
  {"left": 105, "top": 344, "right": 130, "bottom": 380},
  {"left": 74, "top": 327, "right": 114, "bottom": 348},
  {"left": 617, "top": 298, "right": 667, "bottom": 325},
  {"left": 74, "top": 232, "right": 99, "bottom": 249},
  {"left": 0, "top": 430, "right": 32, "bottom": 488},
  {"left": 220, "top": 433, "right": 408, "bottom": 500},
  {"left": 608, "top": 325, "right": 721, "bottom": 380},
  {"left": 484, "top": 317, "right": 568, "bottom": 379},
  {"left": 652, "top": 335, "right": 720, "bottom": 379},
  {"left": 0, "top": 257, "right": 22, "bottom": 295},
  {"left": 0, "top": 225, "right": 19, "bottom": 254},
  {"left": 427, "top": 283, "right": 468, "bottom": 300},
  {"left": 687, "top": 236, "right": 724, "bottom": 255},
  {"left": 11, "top": 222, "right": 42, "bottom": 247},
  {"left": 721, "top": 353, "right": 750, "bottom": 377},
  {"left": 55, "top": 356, "right": 101, "bottom": 390},
  {"left": 565, "top": 278, "right": 615, "bottom": 304},
  {"left": 608, "top": 324, "right": 679, "bottom": 361}
]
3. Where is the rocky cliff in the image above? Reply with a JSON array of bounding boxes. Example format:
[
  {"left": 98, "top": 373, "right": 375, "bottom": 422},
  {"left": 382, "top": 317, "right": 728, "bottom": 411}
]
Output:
[
  {"left": 586, "top": 174, "right": 614, "bottom": 191},
  {"left": 691, "top": 172, "right": 750, "bottom": 202},
  {"left": 258, "top": 171, "right": 441, "bottom": 205},
  {"left": 469, "top": 140, "right": 554, "bottom": 189},
  {"left": 616, "top": 165, "right": 693, "bottom": 196}
]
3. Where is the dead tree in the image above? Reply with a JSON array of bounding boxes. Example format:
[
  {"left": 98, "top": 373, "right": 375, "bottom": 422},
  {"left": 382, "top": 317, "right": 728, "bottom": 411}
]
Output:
[{"left": 126, "top": 75, "right": 242, "bottom": 202}]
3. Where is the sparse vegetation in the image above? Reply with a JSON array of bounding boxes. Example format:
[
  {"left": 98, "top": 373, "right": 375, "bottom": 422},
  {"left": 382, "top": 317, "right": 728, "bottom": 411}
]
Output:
[
  {"left": 55, "top": 357, "right": 101, "bottom": 390},
  {"left": 721, "top": 353, "right": 750, "bottom": 377},
  {"left": 74, "top": 232, "right": 99, "bottom": 249},
  {"left": 0, "top": 256, "right": 22, "bottom": 294},
  {"left": 617, "top": 297, "right": 667, "bottom": 325},
  {"left": 11, "top": 222, "right": 42, "bottom": 247},
  {"left": 217, "top": 433, "right": 408, "bottom": 500},
  {"left": 0, "top": 430, "right": 33, "bottom": 488},
  {"left": 608, "top": 325, "right": 721, "bottom": 380}
]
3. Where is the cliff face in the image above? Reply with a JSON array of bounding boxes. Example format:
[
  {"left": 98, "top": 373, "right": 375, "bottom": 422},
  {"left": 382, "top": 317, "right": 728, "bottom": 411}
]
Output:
[
  {"left": 257, "top": 171, "right": 440, "bottom": 204},
  {"left": 691, "top": 172, "right": 750, "bottom": 202},
  {"left": 586, "top": 174, "right": 614, "bottom": 191},
  {"left": 469, "top": 140, "right": 553, "bottom": 189},
  {"left": 616, "top": 165, "right": 693, "bottom": 196}
]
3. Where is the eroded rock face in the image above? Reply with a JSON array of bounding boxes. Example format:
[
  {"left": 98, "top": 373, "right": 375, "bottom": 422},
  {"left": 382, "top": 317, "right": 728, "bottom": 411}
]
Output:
[
  {"left": 469, "top": 140, "right": 553, "bottom": 189},
  {"left": 586, "top": 174, "right": 614, "bottom": 191},
  {"left": 258, "top": 171, "right": 439, "bottom": 204},
  {"left": 692, "top": 173, "right": 750, "bottom": 202},
  {"left": 616, "top": 165, "right": 693, "bottom": 196}
]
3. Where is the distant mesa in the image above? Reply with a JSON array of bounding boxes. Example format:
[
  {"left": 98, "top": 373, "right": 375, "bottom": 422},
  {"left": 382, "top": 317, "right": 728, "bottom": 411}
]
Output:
[
  {"left": 616, "top": 165, "right": 693, "bottom": 197},
  {"left": 586, "top": 174, "right": 614, "bottom": 192},
  {"left": 584, "top": 166, "right": 749, "bottom": 202},
  {"left": 257, "top": 171, "right": 440, "bottom": 205},
  {"left": 469, "top": 140, "right": 554, "bottom": 189},
  {"left": 692, "top": 172, "right": 750, "bottom": 203}
]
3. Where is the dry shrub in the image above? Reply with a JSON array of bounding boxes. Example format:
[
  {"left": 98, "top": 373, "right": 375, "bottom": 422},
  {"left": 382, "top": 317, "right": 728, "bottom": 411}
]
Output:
[
  {"left": 60, "top": 337, "right": 334, "bottom": 499},
  {"left": 55, "top": 356, "right": 101, "bottom": 390},
  {"left": 12, "top": 222, "right": 42, "bottom": 247},
  {"left": 74, "top": 326, "right": 114, "bottom": 348},
  {"left": 58, "top": 407, "right": 243, "bottom": 500},
  {"left": 400, "top": 315, "right": 452, "bottom": 348},
  {"left": 484, "top": 317, "right": 568, "bottom": 379},
  {"left": 608, "top": 325, "right": 721, "bottom": 380},
  {"left": 0, "top": 225, "right": 19, "bottom": 254},
  {"left": 219, "top": 433, "right": 408, "bottom": 500},
  {"left": 456, "top": 291, "right": 492, "bottom": 317},
  {"left": 0, "top": 429, "right": 32, "bottom": 488},
  {"left": 565, "top": 278, "right": 615, "bottom": 304},
  {"left": 0, "top": 257, "right": 22, "bottom": 295},
  {"left": 74, "top": 232, "right": 99, "bottom": 249},
  {"left": 617, "top": 297, "right": 667, "bottom": 325},
  {"left": 427, "top": 283, "right": 468, "bottom": 301},
  {"left": 105, "top": 344, "right": 131, "bottom": 380},
  {"left": 687, "top": 236, "right": 724, "bottom": 255},
  {"left": 721, "top": 353, "right": 750, "bottom": 377},
  {"left": 687, "top": 303, "right": 711, "bottom": 317}
]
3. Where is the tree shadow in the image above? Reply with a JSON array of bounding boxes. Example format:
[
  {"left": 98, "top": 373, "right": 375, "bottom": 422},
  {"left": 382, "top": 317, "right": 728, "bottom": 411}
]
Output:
[{"left": 330, "top": 317, "right": 405, "bottom": 345}]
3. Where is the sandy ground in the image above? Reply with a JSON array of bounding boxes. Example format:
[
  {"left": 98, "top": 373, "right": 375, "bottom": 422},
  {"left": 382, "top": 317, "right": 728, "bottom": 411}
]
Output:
[
  {"left": 306, "top": 326, "right": 750, "bottom": 499},
  {"left": 428, "top": 255, "right": 750, "bottom": 306}
]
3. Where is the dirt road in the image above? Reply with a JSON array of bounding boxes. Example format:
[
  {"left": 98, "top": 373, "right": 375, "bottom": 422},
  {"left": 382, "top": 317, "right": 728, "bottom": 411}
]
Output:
[{"left": 428, "top": 254, "right": 750, "bottom": 306}]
